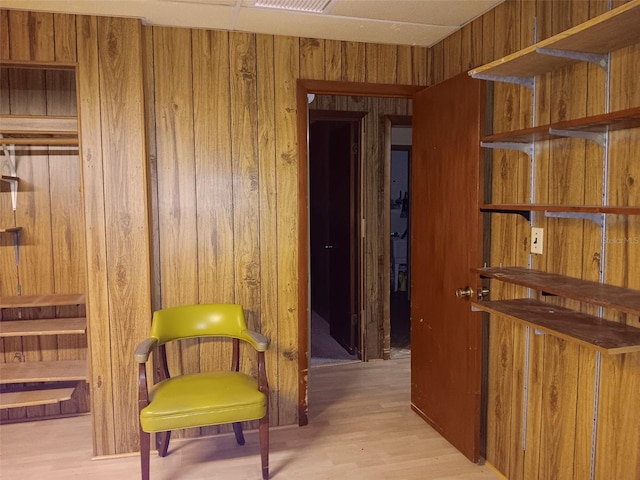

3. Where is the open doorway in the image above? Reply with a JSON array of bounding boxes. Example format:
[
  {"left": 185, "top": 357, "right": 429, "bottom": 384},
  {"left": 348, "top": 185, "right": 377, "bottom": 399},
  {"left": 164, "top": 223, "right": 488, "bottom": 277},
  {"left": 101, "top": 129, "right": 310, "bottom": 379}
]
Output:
[
  {"left": 390, "top": 134, "right": 411, "bottom": 359},
  {"left": 309, "top": 111, "right": 362, "bottom": 366}
]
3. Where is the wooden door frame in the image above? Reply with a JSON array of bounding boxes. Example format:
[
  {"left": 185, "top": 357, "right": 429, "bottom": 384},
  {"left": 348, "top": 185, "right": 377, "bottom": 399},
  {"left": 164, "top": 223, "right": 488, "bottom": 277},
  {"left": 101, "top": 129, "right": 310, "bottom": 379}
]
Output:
[{"left": 296, "top": 80, "right": 422, "bottom": 425}]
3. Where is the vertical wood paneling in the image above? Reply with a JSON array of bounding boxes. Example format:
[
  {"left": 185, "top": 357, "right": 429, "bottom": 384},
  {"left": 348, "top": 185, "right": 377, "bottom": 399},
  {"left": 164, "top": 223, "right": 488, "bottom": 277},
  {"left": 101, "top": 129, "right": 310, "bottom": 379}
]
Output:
[
  {"left": 95, "top": 16, "right": 150, "bottom": 454},
  {"left": 49, "top": 13, "right": 88, "bottom": 416},
  {"left": 324, "top": 39, "right": 341, "bottom": 81},
  {"left": 273, "top": 35, "right": 299, "bottom": 425},
  {"left": 538, "top": 338, "right": 579, "bottom": 479},
  {"left": 256, "top": 33, "right": 280, "bottom": 425},
  {"left": 596, "top": 353, "right": 640, "bottom": 480},
  {"left": 300, "top": 37, "right": 324, "bottom": 80},
  {"left": 76, "top": 14, "right": 115, "bottom": 455},
  {"left": 191, "top": 29, "right": 237, "bottom": 437},
  {"left": 443, "top": 29, "right": 462, "bottom": 79},
  {"left": 191, "top": 31, "right": 235, "bottom": 371},
  {"left": 431, "top": 2, "right": 640, "bottom": 479},
  {"left": 342, "top": 41, "right": 365, "bottom": 82},
  {"left": 486, "top": 315, "right": 515, "bottom": 474},
  {"left": 229, "top": 31, "right": 261, "bottom": 374},
  {"left": 365, "top": 44, "right": 397, "bottom": 84},
  {"left": 9, "top": 11, "right": 55, "bottom": 421},
  {"left": 523, "top": 330, "right": 545, "bottom": 480},
  {"left": 152, "top": 27, "right": 199, "bottom": 393},
  {"left": 396, "top": 45, "right": 413, "bottom": 85},
  {"left": 6, "top": 0, "right": 636, "bottom": 465}
]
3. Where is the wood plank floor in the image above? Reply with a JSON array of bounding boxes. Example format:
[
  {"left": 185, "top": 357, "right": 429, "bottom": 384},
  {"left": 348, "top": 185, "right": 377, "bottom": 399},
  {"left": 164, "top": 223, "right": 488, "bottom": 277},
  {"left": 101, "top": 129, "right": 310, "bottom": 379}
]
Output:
[{"left": 0, "top": 358, "right": 499, "bottom": 480}]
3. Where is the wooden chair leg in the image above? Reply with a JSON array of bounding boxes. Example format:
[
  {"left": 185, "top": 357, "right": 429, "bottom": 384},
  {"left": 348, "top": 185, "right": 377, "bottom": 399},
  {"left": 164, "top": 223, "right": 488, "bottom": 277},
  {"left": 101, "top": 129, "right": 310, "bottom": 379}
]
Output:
[
  {"left": 232, "top": 422, "right": 245, "bottom": 445},
  {"left": 140, "top": 429, "right": 150, "bottom": 480},
  {"left": 259, "top": 415, "right": 269, "bottom": 480},
  {"left": 156, "top": 431, "right": 171, "bottom": 457}
]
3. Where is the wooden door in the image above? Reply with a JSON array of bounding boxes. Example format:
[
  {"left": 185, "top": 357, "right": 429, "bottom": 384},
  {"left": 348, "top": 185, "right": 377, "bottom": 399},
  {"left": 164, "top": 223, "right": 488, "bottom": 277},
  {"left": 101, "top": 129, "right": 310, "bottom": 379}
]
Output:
[
  {"left": 410, "top": 72, "right": 484, "bottom": 462},
  {"left": 309, "top": 119, "right": 359, "bottom": 354}
]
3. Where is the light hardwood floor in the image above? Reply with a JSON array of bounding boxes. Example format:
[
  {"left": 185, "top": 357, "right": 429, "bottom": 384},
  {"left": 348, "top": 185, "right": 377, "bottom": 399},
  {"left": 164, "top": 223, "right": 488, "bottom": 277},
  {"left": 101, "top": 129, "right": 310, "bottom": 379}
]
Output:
[{"left": 0, "top": 358, "right": 498, "bottom": 480}]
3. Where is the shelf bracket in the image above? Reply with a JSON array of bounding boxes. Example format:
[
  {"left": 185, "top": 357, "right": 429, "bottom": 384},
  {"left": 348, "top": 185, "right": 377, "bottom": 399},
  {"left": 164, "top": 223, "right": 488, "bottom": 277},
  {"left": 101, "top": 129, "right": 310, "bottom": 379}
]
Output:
[
  {"left": 548, "top": 128, "right": 606, "bottom": 147},
  {"left": 481, "top": 141, "right": 534, "bottom": 157},
  {"left": 1, "top": 138, "right": 18, "bottom": 211},
  {"left": 536, "top": 47, "right": 608, "bottom": 70},
  {"left": 481, "top": 208, "right": 531, "bottom": 221},
  {"left": 470, "top": 73, "right": 535, "bottom": 90},
  {"left": 545, "top": 211, "right": 605, "bottom": 227},
  {"left": 1, "top": 176, "right": 18, "bottom": 211}
]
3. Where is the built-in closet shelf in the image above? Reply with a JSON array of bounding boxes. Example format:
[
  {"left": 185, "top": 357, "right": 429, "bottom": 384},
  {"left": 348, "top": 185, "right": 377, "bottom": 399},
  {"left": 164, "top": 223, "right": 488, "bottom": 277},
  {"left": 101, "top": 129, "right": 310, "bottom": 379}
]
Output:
[
  {"left": 473, "top": 267, "right": 640, "bottom": 316},
  {"left": 0, "top": 387, "right": 76, "bottom": 410},
  {"left": 0, "top": 293, "right": 85, "bottom": 309},
  {"left": 482, "top": 106, "right": 640, "bottom": 148},
  {"left": 0, "top": 359, "right": 87, "bottom": 384},
  {"left": 0, "top": 114, "right": 79, "bottom": 145},
  {"left": 469, "top": 0, "right": 640, "bottom": 81},
  {"left": 472, "top": 298, "right": 640, "bottom": 355},
  {"left": 0, "top": 317, "right": 86, "bottom": 337}
]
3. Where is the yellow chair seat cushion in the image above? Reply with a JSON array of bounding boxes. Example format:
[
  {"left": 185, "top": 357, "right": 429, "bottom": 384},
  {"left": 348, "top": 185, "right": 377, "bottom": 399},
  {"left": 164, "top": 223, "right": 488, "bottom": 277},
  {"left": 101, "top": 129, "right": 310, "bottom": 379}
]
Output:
[{"left": 140, "top": 371, "right": 267, "bottom": 433}]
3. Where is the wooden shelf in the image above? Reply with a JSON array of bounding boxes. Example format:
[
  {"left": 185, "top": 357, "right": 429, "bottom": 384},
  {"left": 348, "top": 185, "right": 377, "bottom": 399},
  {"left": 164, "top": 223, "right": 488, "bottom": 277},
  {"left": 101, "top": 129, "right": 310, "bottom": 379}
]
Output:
[
  {"left": 0, "top": 293, "right": 85, "bottom": 309},
  {"left": 472, "top": 298, "right": 640, "bottom": 355},
  {"left": 0, "top": 60, "right": 76, "bottom": 70},
  {"left": 0, "top": 386, "right": 76, "bottom": 409},
  {"left": 0, "top": 359, "right": 87, "bottom": 384},
  {"left": 473, "top": 267, "right": 640, "bottom": 316},
  {"left": 469, "top": 0, "right": 640, "bottom": 79},
  {"left": 0, "top": 115, "right": 79, "bottom": 145},
  {"left": 0, "top": 318, "right": 86, "bottom": 337},
  {"left": 482, "top": 106, "right": 640, "bottom": 144}
]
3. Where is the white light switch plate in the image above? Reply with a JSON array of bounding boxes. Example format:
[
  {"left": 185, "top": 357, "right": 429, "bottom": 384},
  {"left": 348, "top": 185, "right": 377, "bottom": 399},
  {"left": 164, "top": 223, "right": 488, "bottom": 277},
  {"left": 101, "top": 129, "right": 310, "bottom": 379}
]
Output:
[{"left": 531, "top": 227, "right": 544, "bottom": 254}]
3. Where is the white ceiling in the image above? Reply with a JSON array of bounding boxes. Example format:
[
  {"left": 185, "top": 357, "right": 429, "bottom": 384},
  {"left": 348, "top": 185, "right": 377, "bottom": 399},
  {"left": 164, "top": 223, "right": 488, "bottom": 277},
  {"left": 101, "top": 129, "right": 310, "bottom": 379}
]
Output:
[{"left": 0, "top": 0, "right": 504, "bottom": 47}]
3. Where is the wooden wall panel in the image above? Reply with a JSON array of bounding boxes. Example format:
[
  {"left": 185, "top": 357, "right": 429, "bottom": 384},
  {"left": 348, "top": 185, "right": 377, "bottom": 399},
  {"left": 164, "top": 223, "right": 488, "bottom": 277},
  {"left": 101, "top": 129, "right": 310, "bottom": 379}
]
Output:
[
  {"left": 94, "top": 16, "right": 151, "bottom": 454},
  {"left": 151, "top": 26, "right": 201, "bottom": 437},
  {"left": 256, "top": 34, "right": 280, "bottom": 425},
  {"left": 273, "top": 35, "right": 300, "bottom": 425},
  {"left": 191, "top": 30, "right": 235, "bottom": 379},
  {"left": 76, "top": 14, "right": 114, "bottom": 455},
  {"left": 300, "top": 37, "right": 324, "bottom": 80}
]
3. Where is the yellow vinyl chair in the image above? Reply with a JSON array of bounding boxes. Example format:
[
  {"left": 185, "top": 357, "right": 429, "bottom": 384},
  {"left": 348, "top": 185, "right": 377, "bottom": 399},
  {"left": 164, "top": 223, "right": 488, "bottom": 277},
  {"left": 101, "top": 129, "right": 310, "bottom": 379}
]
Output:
[{"left": 135, "top": 304, "right": 270, "bottom": 480}]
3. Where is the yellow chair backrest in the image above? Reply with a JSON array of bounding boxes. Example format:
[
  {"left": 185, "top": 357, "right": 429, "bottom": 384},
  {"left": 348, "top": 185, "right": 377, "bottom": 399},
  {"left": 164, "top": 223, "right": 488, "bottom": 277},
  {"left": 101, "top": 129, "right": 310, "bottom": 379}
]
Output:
[{"left": 149, "top": 304, "right": 250, "bottom": 345}]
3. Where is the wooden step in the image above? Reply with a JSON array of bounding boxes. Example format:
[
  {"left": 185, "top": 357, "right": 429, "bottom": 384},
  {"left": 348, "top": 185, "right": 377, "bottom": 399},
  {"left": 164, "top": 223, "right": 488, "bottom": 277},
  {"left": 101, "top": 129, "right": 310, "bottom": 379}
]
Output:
[
  {"left": 0, "top": 386, "right": 76, "bottom": 409},
  {"left": 0, "top": 360, "right": 87, "bottom": 384},
  {"left": 0, "top": 293, "right": 85, "bottom": 309},
  {"left": 0, "top": 317, "right": 86, "bottom": 337}
]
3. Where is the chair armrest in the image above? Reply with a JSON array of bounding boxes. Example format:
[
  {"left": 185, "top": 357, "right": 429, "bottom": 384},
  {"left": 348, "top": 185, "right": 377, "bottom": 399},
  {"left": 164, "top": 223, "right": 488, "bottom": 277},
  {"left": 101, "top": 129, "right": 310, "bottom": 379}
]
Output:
[
  {"left": 245, "top": 330, "right": 269, "bottom": 352},
  {"left": 134, "top": 338, "right": 158, "bottom": 364}
]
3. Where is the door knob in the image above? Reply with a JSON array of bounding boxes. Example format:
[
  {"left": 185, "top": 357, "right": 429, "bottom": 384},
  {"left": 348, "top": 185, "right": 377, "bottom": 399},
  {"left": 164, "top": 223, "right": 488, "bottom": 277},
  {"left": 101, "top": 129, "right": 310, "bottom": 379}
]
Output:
[{"left": 455, "top": 286, "right": 474, "bottom": 299}]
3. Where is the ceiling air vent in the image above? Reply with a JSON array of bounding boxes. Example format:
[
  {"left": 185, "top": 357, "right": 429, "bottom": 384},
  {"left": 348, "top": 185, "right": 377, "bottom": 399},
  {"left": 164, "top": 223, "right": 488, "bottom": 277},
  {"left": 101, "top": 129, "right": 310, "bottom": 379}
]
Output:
[{"left": 253, "top": 0, "right": 334, "bottom": 14}]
